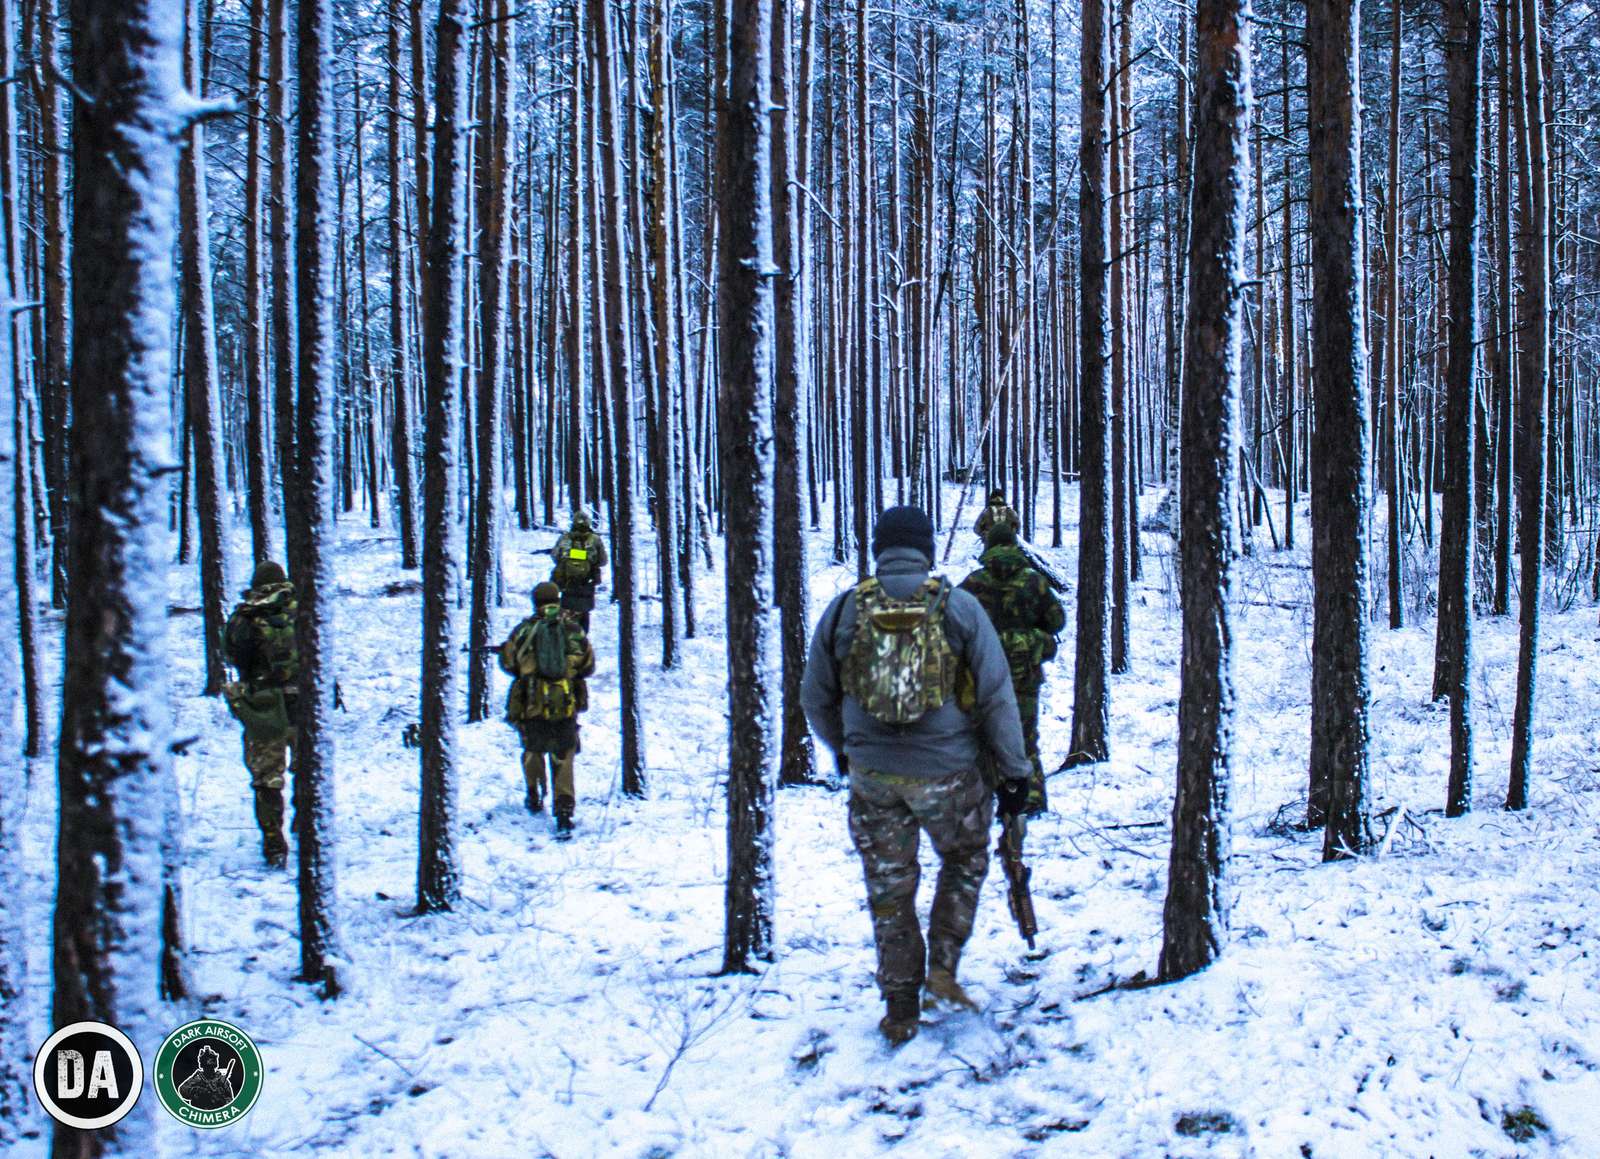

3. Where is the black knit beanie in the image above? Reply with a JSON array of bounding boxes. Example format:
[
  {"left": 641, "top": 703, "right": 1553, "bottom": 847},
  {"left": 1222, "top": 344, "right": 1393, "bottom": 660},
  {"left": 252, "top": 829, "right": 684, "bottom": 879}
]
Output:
[{"left": 872, "top": 506, "right": 935, "bottom": 562}]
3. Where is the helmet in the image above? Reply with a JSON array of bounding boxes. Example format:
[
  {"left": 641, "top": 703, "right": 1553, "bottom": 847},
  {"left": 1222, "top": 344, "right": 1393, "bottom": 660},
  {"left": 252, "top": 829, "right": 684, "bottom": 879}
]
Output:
[{"left": 572, "top": 509, "right": 592, "bottom": 531}]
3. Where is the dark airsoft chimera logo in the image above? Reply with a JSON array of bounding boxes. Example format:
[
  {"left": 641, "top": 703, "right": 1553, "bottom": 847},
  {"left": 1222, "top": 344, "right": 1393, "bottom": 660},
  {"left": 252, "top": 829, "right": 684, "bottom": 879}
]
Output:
[
  {"left": 33, "top": 1021, "right": 145, "bottom": 1130},
  {"left": 153, "top": 1019, "right": 264, "bottom": 1129}
]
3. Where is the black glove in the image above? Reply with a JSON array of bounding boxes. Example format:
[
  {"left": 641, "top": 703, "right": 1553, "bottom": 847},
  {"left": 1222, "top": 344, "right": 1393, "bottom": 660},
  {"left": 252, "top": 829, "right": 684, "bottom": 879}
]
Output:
[{"left": 996, "top": 777, "right": 1029, "bottom": 820}]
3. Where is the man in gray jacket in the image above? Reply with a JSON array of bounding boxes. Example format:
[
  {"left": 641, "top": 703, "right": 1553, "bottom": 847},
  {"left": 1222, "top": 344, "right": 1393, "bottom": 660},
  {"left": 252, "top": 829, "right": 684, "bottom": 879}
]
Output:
[{"left": 803, "top": 505, "right": 1032, "bottom": 1046}]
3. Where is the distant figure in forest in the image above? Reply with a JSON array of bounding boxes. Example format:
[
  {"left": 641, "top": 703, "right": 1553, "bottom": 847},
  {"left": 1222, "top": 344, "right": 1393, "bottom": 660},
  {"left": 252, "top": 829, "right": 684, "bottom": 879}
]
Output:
[
  {"left": 973, "top": 487, "right": 1021, "bottom": 543},
  {"left": 499, "top": 582, "right": 597, "bottom": 839},
  {"left": 960, "top": 522, "right": 1067, "bottom": 815},
  {"left": 802, "top": 505, "right": 1032, "bottom": 1046},
  {"left": 222, "top": 560, "right": 299, "bottom": 868},
  {"left": 549, "top": 510, "right": 608, "bottom": 632}
]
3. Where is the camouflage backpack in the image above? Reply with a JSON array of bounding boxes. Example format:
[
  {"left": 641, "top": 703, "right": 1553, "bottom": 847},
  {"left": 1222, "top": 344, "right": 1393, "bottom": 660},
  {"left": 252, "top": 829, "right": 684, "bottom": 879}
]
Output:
[
  {"left": 554, "top": 531, "right": 596, "bottom": 585},
  {"left": 226, "top": 583, "right": 299, "bottom": 687},
  {"left": 840, "top": 578, "right": 959, "bottom": 725},
  {"left": 507, "top": 612, "right": 579, "bottom": 722}
]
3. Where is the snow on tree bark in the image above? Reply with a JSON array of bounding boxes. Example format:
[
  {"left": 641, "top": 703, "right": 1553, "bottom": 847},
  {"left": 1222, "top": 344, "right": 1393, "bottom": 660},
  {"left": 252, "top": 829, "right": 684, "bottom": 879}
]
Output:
[
  {"left": 718, "top": 0, "right": 780, "bottom": 974},
  {"left": 243, "top": 0, "right": 274, "bottom": 565},
  {"left": 293, "top": 0, "right": 344, "bottom": 994},
  {"left": 33, "top": 0, "right": 71, "bottom": 608},
  {"left": 591, "top": 0, "right": 647, "bottom": 798},
  {"left": 269, "top": 0, "right": 302, "bottom": 569},
  {"left": 1439, "top": 0, "right": 1482, "bottom": 815},
  {"left": 1507, "top": 0, "right": 1549, "bottom": 812},
  {"left": 54, "top": 2, "right": 188, "bottom": 1150},
  {"left": 1070, "top": 0, "right": 1114, "bottom": 768},
  {"left": 0, "top": 104, "right": 33, "bottom": 1147},
  {"left": 467, "top": 0, "right": 513, "bottom": 724},
  {"left": 1161, "top": 0, "right": 1250, "bottom": 982},
  {"left": 773, "top": 0, "right": 816, "bottom": 787},
  {"left": 180, "top": 0, "right": 231, "bottom": 698},
  {"left": 1306, "top": 0, "right": 1375, "bottom": 858},
  {"left": 388, "top": 0, "right": 419, "bottom": 570},
  {"left": 418, "top": 0, "right": 467, "bottom": 912}
]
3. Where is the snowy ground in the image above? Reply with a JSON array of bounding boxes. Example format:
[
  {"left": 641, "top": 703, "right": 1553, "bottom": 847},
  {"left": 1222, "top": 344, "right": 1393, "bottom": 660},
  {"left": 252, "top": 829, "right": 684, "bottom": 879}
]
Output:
[{"left": 14, "top": 483, "right": 1600, "bottom": 1157}]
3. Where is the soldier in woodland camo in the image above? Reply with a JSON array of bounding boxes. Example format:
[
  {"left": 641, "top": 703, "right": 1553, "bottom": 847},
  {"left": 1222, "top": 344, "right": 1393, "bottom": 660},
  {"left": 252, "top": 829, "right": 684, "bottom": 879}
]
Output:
[
  {"left": 803, "top": 506, "right": 1032, "bottom": 1046},
  {"left": 973, "top": 488, "right": 1021, "bottom": 543},
  {"left": 549, "top": 510, "right": 608, "bottom": 632},
  {"left": 223, "top": 560, "right": 299, "bottom": 868},
  {"left": 960, "top": 522, "right": 1066, "bottom": 813},
  {"left": 499, "top": 581, "right": 596, "bottom": 838}
]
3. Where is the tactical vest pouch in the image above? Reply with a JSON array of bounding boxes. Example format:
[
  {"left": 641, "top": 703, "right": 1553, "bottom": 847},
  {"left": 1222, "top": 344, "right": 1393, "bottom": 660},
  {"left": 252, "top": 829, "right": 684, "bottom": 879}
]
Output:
[
  {"left": 508, "top": 675, "right": 578, "bottom": 722},
  {"left": 224, "top": 682, "right": 293, "bottom": 745}
]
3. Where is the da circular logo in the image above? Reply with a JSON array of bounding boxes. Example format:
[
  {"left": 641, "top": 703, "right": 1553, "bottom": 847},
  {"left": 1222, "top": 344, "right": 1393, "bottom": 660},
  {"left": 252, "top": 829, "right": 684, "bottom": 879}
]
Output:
[
  {"left": 153, "top": 1019, "right": 264, "bottom": 1129},
  {"left": 33, "top": 1021, "right": 145, "bottom": 1130}
]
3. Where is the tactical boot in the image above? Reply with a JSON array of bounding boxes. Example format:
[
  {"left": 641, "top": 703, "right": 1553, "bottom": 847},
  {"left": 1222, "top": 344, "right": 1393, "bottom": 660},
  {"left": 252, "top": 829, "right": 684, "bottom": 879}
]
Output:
[
  {"left": 923, "top": 968, "right": 978, "bottom": 1013},
  {"left": 879, "top": 992, "right": 920, "bottom": 1047},
  {"left": 525, "top": 786, "right": 544, "bottom": 814},
  {"left": 553, "top": 796, "right": 575, "bottom": 841}
]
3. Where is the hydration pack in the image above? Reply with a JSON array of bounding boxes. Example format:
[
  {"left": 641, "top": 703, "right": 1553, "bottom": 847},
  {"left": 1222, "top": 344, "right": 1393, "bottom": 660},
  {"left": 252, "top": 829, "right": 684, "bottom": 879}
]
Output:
[{"left": 840, "top": 578, "right": 959, "bottom": 725}]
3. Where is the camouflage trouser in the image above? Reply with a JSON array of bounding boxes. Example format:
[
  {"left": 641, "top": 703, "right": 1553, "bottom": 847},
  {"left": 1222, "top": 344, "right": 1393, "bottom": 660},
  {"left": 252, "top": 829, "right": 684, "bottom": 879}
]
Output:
[
  {"left": 519, "top": 720, "right": 578, "bottom": 818},
  {"left": 522, "top": 750, "right": 575, "bottom": 814},
  {"left": 847, "top": 765, "right": 993, "bottom": 1000},
  {"left": 1015, "top": 690, "right": 1046, "bottom": 809},
  {"left": 242, "top": 733, "right": 289, "bottom": 860}
]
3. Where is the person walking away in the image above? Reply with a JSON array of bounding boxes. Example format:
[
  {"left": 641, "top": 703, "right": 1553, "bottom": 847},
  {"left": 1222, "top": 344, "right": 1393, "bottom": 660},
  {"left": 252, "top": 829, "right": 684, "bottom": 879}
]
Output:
[
  {"left": 550, "top": 509, "right": 608, "bottom": 631},
  {"left": 222, "top": 560, "right": 299, "bottom": 867},
  {"left": 802, "top": 506, "right": 1032, "bottom": 1046},
  {"left": 959, "top": 522, "right": 1066, "bottom": 814},
  {"left": 973, "top": 488, "right": 1021, "bottom": 542},
  {"left": 499, "top": 582, "right": 597, "bottom": 838}
]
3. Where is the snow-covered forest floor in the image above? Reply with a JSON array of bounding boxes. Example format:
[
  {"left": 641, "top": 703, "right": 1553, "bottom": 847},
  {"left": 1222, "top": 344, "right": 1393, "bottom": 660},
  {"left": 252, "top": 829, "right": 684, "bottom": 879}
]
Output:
[{"left": 14, "top": 483, "right": 1600, "bottom": 1157}]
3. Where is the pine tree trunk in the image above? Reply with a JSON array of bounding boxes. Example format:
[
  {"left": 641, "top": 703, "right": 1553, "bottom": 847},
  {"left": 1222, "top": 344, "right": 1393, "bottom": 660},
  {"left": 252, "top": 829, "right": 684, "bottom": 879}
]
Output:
[
  {"left": 36, "top": 0, "right": 71, "bottom": 608},
  {"left": 419, "top": 0, "right": 468, "bottom": 911},
  {"left": 590, "top": 0, "right": 647, "bottom": 796},
  {"left": 1506, "top": 0, "right": 1548, "bottom": 811},
  {"left": 179, "top": 0, "right": 230, "bottom": 698},
  {"left": 718, "top": 0, "right": 779, "bottom": 976},
  {"left": 1491, "top": 0, "right": 1514, "bottom": 617},
  {"left": 244, "top": 0, "right": 274, "bottom": 564},
  {"left": 1069, "top": 0, "right": 1114, "bottom": 767},
  {"left": 1306, "top": 0, "right": 1374, "bottom": 858},
  {"left": 468, "top": 0, "right": 513, "bottom": 723},
  {"left": 1439, "top": 0, "right": 1482, "bottom": 814},
  {"left": 389, "top": 0, "right": 420, "bottom": 569},
  {"left": 1160, "top": 0, "right": 1249, "bottom": 983},
  {"left": 1384, "top": 0, "right": 1404, "bottom": 629},
  {"left": 292, "top": 0, "right": 343, "bottom": 996},
  {"left": 269, "top": 0, "right": 301, "bottom": 568},
  {"left": 566, "top": 0, "right": 589, "bottom": 512},
  {"left": 773, "top": 0, "right": 815, "bottom": 786},
  {"left": 0, "top": 94, "right": 33, "bottom": 1146},
  {"left": 54, "top": 4, "right": 187, "bottom": 1150},
  {"left": 649, "top": 3, "right": 683, "bottom": 669}
]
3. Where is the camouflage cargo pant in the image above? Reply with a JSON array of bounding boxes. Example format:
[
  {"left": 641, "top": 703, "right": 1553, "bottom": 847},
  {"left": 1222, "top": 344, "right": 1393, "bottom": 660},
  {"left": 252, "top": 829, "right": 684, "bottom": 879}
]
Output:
[
  {"left": 847, "top": 765, "right": 993, "bottom": 1000},
  {"left": 1015, "top": 689, "right": 1046, "bottom": 810},
  {"left": 519, "top": 720, "right": 579, "bottom": 818},
  {"left": 522, "top": 750, "right": 575, "bottom": 814},
  {"left": 242, "top": 733, "right": 289, "bottom": 861}
]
